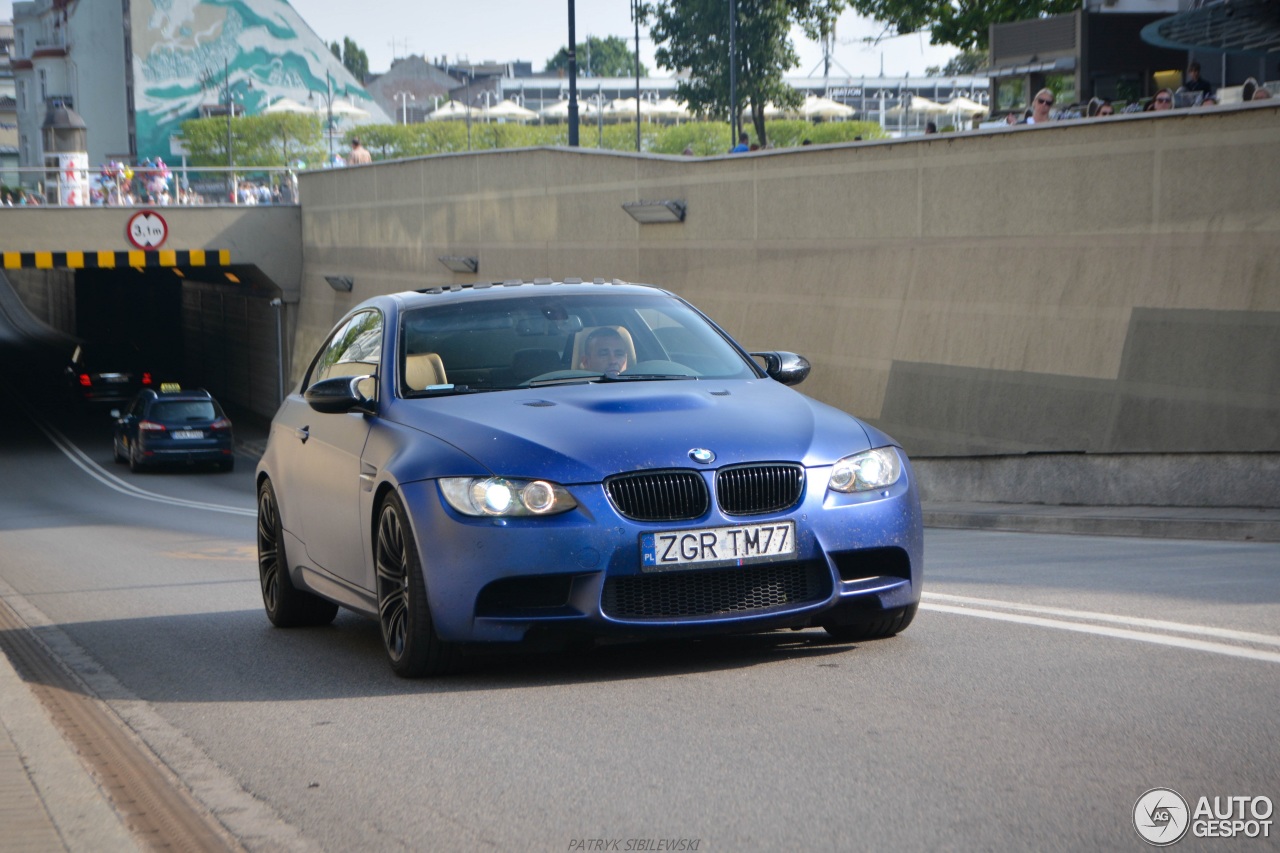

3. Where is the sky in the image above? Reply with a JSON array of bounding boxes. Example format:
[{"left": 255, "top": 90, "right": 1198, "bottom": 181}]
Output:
[{"left": 2, "top": 1, "right": 960, "bottom": 81}]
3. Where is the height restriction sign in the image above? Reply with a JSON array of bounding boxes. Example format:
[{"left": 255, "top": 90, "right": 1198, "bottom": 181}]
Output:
[{"left": 126, "top": 210, "right": 169, "bottom": 250}]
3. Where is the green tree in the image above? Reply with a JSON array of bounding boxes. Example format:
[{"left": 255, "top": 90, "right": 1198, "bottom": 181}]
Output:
[
  {"left": 643, "top": 0, "right": 847, "bottom": 148},
  {"left": 849, "top": 0, "right": 1077, "bottom": 51},
  {"left": 330, "top": 37, "right": 370, "bottom": 82},
  {"left": 546, "top": 35, "right": 648, "bottom": 78},
  {"left": 926, "top": 49, "right": 988, "bottom": 77},
  {"left": 179, "top": 113, "right": 323, "bottom": 167}
]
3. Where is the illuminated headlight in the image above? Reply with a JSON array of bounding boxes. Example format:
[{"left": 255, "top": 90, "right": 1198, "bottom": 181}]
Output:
[
  {"left": 439, "top": 477, "right": 577, "bottom": 517},
  {"left": 828, "top": 447, "right": 902, "bottom": 493}
]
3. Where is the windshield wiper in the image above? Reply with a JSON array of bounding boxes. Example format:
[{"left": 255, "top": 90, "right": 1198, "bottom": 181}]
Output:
[
  {"left": 409, "top": 384, "right": 493, "bottom": 397},
  {"left": 526, "top": 373, "right": 696, "bottom": 387},
  {"left": 596, "top": 373, "right": 696, "bottom": 382}
]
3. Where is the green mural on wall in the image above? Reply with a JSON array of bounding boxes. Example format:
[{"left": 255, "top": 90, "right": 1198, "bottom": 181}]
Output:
[{"left": 131, "top": 0, "right": 388, "bottom": 162}]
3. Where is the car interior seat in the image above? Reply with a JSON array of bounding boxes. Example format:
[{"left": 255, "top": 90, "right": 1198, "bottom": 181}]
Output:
[
  {"left": 571, "top": 326, "right": 637, "bottom": 371},
  {"left": 404, "top": 352, "right": 448, "bottom": 390}
]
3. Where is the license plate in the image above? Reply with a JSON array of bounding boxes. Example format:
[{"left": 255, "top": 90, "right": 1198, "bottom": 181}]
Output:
[
  {"left": 173, "top": 430, "right": 203, "bottom": 439},
  {"left": 641, "top": 521, "right": 795, "bottom": 572},
  {"left": 102, "top": 374, "right": 128, "bottom": 383}
]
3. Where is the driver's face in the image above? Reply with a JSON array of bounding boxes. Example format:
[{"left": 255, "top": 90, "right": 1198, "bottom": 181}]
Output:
[{"left": 582, "top": 336, "right": 628, "bottom": 373}]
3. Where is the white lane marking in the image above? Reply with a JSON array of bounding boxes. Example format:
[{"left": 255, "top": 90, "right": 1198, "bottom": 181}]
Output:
[
  {"left": 923, "top": 592, "right": 1280, "bottom": 648},
  {"left": 29, "top": 412, "right": 256, "bottom": 518},
  {"left": 920, "top": 603, "right": 1280, "bottom": 664}
]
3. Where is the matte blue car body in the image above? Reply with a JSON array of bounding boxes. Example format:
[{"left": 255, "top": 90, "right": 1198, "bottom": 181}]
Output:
[{"left": 258, "top": 283, "right": 923, "bottom": 646}]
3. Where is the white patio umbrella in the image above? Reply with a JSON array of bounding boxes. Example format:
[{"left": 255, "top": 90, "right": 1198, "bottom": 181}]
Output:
[
  {"left": 887, "top": 95, "right": 949, "bottom": 115},
  {"left": 651, "top": 97, "right": 691, "bottom": 121},
  {"left": 603, "top": 97, "right": 656, "bottom": 121},
  {"left": 741, "top": 101, "right": 789, "bottom": 119},
  {"left": 264, "top": 96, "right": 313, "bottom": 114},
  {"left": 801, "top": 95, "right": 854, "bottom": 120},
  {"left": 327, "top": 99, "right": 371, "bottom": 120},
  {"left": 429, "top": 99, "right": 475, "bottom": 120},
  {"left": 946, "top": 96, "right": 989, "bottom": 116},
  {"left": 538, "top": 99, "right": 573, "bottom": 120},
  {"left": 482, "top": 99, "right": 539, "bottom": 122}
]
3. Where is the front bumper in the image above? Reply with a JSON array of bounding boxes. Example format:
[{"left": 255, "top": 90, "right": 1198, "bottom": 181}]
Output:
[{"left": 397, "top": 459, "right": 924, "bottom": 644}]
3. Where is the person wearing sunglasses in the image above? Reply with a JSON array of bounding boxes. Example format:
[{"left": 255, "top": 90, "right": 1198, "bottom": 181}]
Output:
[
  {"left": 1029, "top": 88, "right": 1056, "bottom": 124},
  {"left": 1152, "top": 89, "right": 1174, "bottom": 111}
]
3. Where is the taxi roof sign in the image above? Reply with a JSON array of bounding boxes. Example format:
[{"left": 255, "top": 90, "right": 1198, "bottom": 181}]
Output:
[{"left": 159, "top": 382, "right": 183, "bottom": 392}]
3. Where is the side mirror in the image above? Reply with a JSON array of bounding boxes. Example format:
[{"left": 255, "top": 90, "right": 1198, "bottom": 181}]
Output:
[
  {"left": 751, "top": 351, "right": 811, "bottom": 386},
  {"left": 304, "top": 375, "right": 375, "bottom": 413}
]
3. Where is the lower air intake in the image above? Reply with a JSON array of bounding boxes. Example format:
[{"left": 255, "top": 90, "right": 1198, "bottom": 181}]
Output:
[{"left": 602, "top": 562, "right": 828, "bottom": 619}]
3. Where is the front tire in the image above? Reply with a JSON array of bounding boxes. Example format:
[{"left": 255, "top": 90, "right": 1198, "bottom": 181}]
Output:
[
  {"left": 257, "top": 479, "right": 338, "bottom": 628},
  {"left": 376, "top": 493, "right": 460, "bottom": 677},
  {"left": 823, "top": 603, "right": 917, "bottom": 642}
]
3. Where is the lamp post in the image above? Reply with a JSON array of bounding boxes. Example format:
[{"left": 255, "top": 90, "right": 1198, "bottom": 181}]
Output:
[
  {"left": 200, "top": 57, "right": 248, "bottom": 203},
  {"left": 395, "top": 91, "right": 415, "bottom": 125},
  {"left": 463, "top": 70, "right": 473, "bottom": 150},
  {"left": 729, "top": 0, "right": 738, "bottom": 147},
  {"left": 310, "top": 72, "right": 337, "bottom": 165},
  {"left": 567, "top": 0, "right": 579, "bottom": 146},
  {"left": 632, "top": 0, "right": 642, "bottom": 152}
]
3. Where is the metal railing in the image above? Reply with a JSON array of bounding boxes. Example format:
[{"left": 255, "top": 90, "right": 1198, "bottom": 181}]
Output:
[{"left": 0, "top": 166, "right": 302, "bottom": 207}]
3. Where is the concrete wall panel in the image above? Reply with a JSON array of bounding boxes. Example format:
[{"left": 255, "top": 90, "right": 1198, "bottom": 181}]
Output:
[{"left": 294, "top": 103, "right": 1280, "bottom": 459}]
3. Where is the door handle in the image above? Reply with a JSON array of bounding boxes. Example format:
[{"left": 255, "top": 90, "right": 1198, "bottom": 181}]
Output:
[{"left": 294, "top": 425, "right": 310, "bottom": 443}]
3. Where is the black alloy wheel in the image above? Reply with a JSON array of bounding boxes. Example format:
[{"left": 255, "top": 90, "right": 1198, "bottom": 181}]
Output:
[
  {"left": 256, "top": 479, "right": 338, "bottom": 628},
  {"left": 375, "top": 493, "right": 460, "bottom": 677}
]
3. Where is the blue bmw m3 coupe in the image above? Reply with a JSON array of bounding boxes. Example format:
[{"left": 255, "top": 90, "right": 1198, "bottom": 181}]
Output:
[{"left": 256, "top": 280, "right": 923, "bottom": 676}]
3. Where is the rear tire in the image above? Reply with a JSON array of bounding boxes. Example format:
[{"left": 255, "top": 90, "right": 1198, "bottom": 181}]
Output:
[
  {"left": 823, "top": 603, "right": 917, "bottom": 642},
  {"left": 257, "top": 479, "right": 338, "bottom": 628},
  {"left": 376, "top": 492, "right": 461, "bottom": 677},
  {"left": 112, "top": 437, "right": 125, "bottom": 464},
  {"left": 128, "top": 443, "right": 144, "bottom": 472}
]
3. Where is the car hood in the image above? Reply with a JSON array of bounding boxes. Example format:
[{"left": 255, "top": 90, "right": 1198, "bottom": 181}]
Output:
[{"left": 384, "top": 379, "right": 875, "bottom": 483}]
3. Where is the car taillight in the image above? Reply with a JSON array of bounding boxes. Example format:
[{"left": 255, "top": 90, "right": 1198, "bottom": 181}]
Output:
[
  {"left": 138, "top": 420, "right": 166, "bottom": 432},
  {"left": 142, "top": 372, "right": 154, "bottom": 385},
  {"left": 78, "top": 373, "right": 91, "bottom": 386},
  {"left": 210, "top": 418, "right": 232, "bottom": 431}
]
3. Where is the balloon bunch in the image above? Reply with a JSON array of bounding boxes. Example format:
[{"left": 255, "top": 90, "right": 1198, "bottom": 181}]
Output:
[
  {"left": 135, "top": 157, "right": 173, "bottom": 204},
  {"left": 98, "top": 161, "right": 133, "bottom": 204}
]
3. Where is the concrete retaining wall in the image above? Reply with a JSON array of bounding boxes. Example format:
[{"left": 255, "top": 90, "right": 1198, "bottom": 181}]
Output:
[{"left": 296, "top": 102, "right": 1280, "bottom": 475}]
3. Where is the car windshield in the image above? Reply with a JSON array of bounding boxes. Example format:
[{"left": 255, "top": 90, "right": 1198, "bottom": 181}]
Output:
[{"left": 399, "top": 291, "right": 758, "bottom": 394}]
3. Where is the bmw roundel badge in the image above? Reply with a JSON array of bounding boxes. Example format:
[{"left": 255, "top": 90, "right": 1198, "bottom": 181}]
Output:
[{"left": 689, "top": 448, "right": 716, "bottom": 464}]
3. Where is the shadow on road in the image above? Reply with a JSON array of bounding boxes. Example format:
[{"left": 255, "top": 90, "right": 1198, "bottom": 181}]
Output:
[{"left": 0, "top": 608, "right": 890, "bottom": 702}]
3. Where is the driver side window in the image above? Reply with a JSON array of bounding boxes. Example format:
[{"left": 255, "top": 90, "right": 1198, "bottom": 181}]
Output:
[{"left": 310, "top": 311, "right": 383, "bottom": 399}]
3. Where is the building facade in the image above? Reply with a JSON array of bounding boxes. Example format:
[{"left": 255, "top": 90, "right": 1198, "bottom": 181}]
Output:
[{"left": 9, "top": 0, "right": 387, "bottom": 176}]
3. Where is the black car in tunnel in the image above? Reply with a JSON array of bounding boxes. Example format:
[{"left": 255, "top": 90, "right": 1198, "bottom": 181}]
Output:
[{"left": 65, "top": 341, "right": 160, "bottom": 405}]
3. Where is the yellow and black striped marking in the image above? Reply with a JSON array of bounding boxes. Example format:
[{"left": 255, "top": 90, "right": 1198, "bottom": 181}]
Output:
[{"left": 1, "top": 249, "right": 231, "bottom": 270}]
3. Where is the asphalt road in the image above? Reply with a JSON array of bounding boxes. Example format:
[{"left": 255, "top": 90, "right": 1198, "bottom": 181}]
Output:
[{"left": 0, "top": 338, "right": 1277, "bottom": 852}]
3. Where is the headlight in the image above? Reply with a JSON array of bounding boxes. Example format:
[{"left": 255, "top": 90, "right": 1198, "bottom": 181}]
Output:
[
  {"left": 439, "top": 477, "right": 577, "bottom": 517},
  {"left": 828, "top": 447, "right": 902, "bottom": 493}
]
